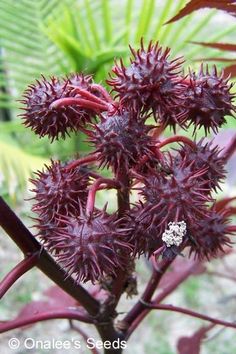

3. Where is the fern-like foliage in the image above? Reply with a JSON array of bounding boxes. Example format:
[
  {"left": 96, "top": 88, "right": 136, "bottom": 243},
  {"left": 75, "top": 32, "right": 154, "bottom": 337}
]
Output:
[
  {"left": 0, "top": 139, "right": 47, "bottom": 199},
  {"left": 0, "top": 0, "right": 76, "bottom": 109},
  {"left": 0, "top": 0, "right": 73, "bottom": 197}
]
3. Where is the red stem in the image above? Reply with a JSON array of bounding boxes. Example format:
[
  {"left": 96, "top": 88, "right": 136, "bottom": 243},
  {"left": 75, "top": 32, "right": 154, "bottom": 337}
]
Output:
[
  {"left": 50, "top": 97, "right": 109, "bottom": 112},
  {"left": 141, "top": 259, "right": 173, "bottom": 302},
  {"left": 227, "top": 225, "right": 236, "bottom": 232},
  {"left": 69, "top": 85, "right": 111, "bottom": 106},
  {"left": 91, "top": 84, "right": 113, "bottom": 103},
  {"left": 0, "top": 197, "right": 125, "bottom": 352},
  {"left": 157, "top": 135, "right": 196, "bottom": 149},
  {"left": 110, "top": 168, "right": 130, "bottom": 306},
  {"left": 0, "top": 253, "right": 39, "bottom": 299},
  {"left": 125, "top": 259, "right": 200, "bottom": 338},
  {"left": 141, "top": 303, "right": 236, "bottom": 330},
  {"left": 86, "top": 178, "right": 120, "bottom": 215},
  {"left": 123, "top": 258, "right": 173, "bottom": 329},
  {"left": 0, "top": 197, "right": 99, "bottom": 316},
  {"left": 65, "top": 153, "right": 100, "bottom": 171},
  {"left": 0, "top": 309, "right": 93, "bottom": 333}
]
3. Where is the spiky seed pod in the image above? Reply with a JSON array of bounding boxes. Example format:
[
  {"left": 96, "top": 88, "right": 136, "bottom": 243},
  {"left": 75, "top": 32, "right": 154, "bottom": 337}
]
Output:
[
  {"left": 20, "top": 74, "right": 93, "bottom": 141},
  {"left": 182, "top": 65, "right": 235, "bottom": 134},
  {"left": 107, "top": 40, "right": 186, "bottom": 129},
  {"left": 127, "top": 203, "right": 163, "bottom": 257},
  {"left": 30, "top": 160, "right": 89, "bottom": 222},
  {"left": 38, "top": 209, "right": 134, "bottom": 283},
  {"left": 90, "top": 110, "right": 156, "bottom": 172},
  {"left": 175, "top": 139, "right": 226, "bottom": 191},
  {"left": 64, "top": 72, "right": 92, "bottom": 88},
  {"left": 127, "top": 203, "right": 188, "bottom": 258},
  {"left": 137, "top": 157, "right": 212, "bottom": 250},
  {"left": 188, "top": 208, "right": 233, "bottom": 260}
]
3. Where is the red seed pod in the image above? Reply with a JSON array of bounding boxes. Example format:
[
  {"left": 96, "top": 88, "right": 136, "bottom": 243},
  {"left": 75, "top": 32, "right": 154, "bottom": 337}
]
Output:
[
  {"left": 38, "top": 209, "right": 134, "bottom": 283},
  {"left": 65, "top": 72, "right": 93, "bottom": 88},
  {"left": 139, "top": 156, "right": 212, "bottom": 230},
  {"left": 188, "top": 208, "right": 233, "bottom": 260},
  {"left": 107, "top": 40, "right": 186, "bottom": 129},
  {"left": 90, "top": 109, "right": 155, "bottom": 172},
  {"left": 175, "top": 139, "right": 226, "bottom": 191},
  {"left": 127, "top": 203, "right": 163, "bottom": 257},
  {"left": 20, "top": 74, "right": 93, "bottom": 141},
  {"left": 182, "top": 65, "right": 235, "bottom": 134},
  {"left": 30, "top": 160, "right": 89, "bottom": 222}
]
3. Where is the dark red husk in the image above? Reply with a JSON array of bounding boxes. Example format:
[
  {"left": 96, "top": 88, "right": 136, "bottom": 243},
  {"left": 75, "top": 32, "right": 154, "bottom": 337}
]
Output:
[
  {"left": 126, "top": 203, "right": 163, "bottom": 257},
  {"left": 131, "top": 156, "right": 213, "bottom": 256},
  {"left": 107, "top": 40, "right": 187, "bottom": 130},
  {"left": 188, "top": 208, "right": 233, "bottom": 260},
  {"left": 90, "top": 109, "right": 156, "bottom": 172},
  {"left": 182, "top": 65, "right": 235, "bottom": 134},
  {"left": 30, "top": 160, "right": 89, "bottom": 222},
  {"left": 38, "top": 209, "right": 134, "bottom": 283},
  {"left": 20, "top": 74, "right": 94, "bottom": 141},
  {"left": 175, "top": 138, "right": 226, "bottom": 191}
]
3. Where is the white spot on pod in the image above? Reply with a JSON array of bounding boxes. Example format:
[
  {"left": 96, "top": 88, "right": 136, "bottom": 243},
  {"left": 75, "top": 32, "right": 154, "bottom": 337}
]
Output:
[{"left": 162, "top": 221, "right": 187, "bottom": 247}]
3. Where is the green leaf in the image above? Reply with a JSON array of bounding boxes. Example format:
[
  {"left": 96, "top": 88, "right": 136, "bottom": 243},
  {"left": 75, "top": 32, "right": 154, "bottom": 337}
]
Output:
[
  {"left": 101, "top": 0, "right": 112, "bottom": 43},
  {"left": 84, "top": 0, "right": 101, "bottom": 50},
  {"left": 0, "top": 138, "right": 47, "bottom": 198},
  {"left": 87, "top": 47, "right": 128, "bottom": 72}
]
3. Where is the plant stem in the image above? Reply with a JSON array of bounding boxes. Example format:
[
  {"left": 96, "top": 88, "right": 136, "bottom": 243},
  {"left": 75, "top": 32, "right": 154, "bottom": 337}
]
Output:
[
  {"left": 157, "top": 135, "right": 196, "bottom": 149},
  {"left": 123, "top": 258, "right": 172, "bottom": 329},
  {"left": 0, "top": 197, "right": 99, "bottom": 316},
  {"left": 86, "top": 178, "right": 120, "bottom": 215},
  {"left": 0, "top": 309, "right": 93, "bottom": 333},
  {"left": 91, "top": 84, "right": 113, "bottom": 103},
  {"left": 125, "top": 259, "right": 200, "bottom": 338},
  {"left": 69, "top": 85, "right": 111, "bottom": 106},
  {"left": 0, "top": 253, "right": 39, "bottom": 299},
  {"left": 141, "top": 303, "right": 236, "bottom": 330},
  {"left": 110, "top": 167, "right": 130, "bottom": 304},
  {"left": 0, "top": 197, "right": 124, "bottom": 353},
  {"left": 50, "top": 97, "right": 109, "bottom": 112},
  {"left": 65, "top": 153, "right": 100, "bottom": 171}
]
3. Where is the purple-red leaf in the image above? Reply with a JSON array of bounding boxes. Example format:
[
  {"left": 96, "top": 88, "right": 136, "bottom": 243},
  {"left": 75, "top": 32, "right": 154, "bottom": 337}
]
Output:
[
  {"left": 215, "top": 197, "right": 236, "bottom": 212},
  {"left": 194, "top": 58, "right": 236, "bottom": 62},
  {"left": 159, "top": 257, "right": 205, "bottom": 289},
  {"left": 166, "top": 1, "right": 236, "bottom": 24},
  {"left": 191, "top": 41, "right": 236, "bottom": 52},
  {"left": 190, "top": 42, "right": 236, "bottom": 77},
  {"left": 223, "top": 64, "right": 236, "bottom": 77},
  {"left": 44, "top": 285, "right": 80, "bottom": 307},
  {"left": 16, "top": 285, "right": 80, "bottom": 321},
  {"left": 177, "top": 324, "right": 215, "bottom": 354}
]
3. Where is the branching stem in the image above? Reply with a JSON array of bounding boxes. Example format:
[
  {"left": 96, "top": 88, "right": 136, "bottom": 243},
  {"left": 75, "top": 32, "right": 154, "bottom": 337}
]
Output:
[
  {"left": 0, "top": 252, "right": 39, "bottom": 299},
  {"left": 65, "top": 153, "right": 100, "bottom": 171},
  {"left": 157, "top": 135, "right": 196, "bottom": 149},
  {"left": 141, "top": 303, "right": 236, "bottom": 330},
  {"left": 0, "top": 309, "right": 93, "bottom": 333},
  {"left": 50, "top": 97, "right": 109, "bottom": 112},
  {"left": 86, "top": 178, "right": 121, "bottom": 215}
]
